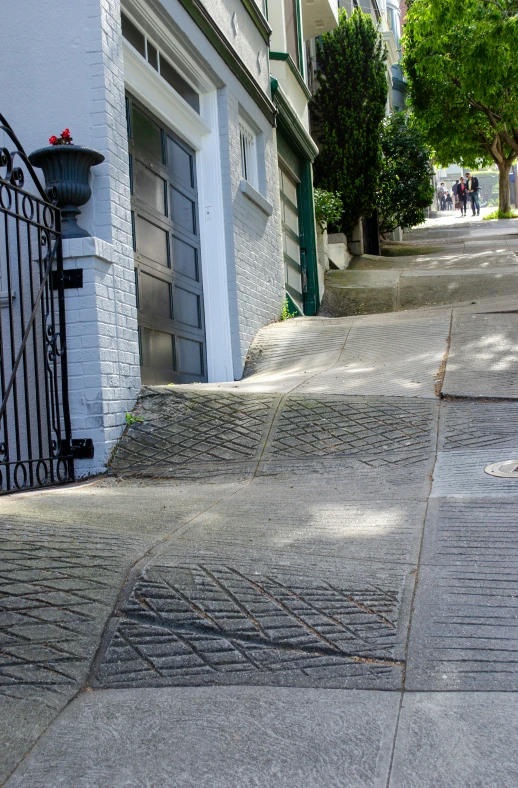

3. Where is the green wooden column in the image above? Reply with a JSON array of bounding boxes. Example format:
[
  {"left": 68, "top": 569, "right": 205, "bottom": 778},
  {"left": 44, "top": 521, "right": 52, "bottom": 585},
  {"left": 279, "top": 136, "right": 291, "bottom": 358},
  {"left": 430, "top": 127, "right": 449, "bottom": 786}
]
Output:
[{"left": 271, "top": 78, "right": 320, "bottom": 316}]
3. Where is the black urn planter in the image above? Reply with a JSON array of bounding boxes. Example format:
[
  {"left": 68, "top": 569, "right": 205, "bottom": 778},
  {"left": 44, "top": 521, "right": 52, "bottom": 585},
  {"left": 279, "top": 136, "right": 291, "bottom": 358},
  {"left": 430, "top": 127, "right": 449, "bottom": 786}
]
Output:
[{"left": 28, "top": 145, "right": 105, "bottom": 239}]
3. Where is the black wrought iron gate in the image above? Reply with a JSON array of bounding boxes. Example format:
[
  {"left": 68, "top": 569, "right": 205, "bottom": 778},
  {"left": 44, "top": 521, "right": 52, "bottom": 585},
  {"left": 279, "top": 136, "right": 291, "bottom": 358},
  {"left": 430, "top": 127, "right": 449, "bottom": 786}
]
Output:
[{"left": 0, "top": 113, "right": 75, "bottom": 492}]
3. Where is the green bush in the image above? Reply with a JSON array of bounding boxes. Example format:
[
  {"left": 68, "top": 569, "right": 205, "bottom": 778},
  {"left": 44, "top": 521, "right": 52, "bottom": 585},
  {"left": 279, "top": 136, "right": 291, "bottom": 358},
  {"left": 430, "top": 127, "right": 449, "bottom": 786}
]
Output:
[
  {"left": 314, "top": 189, "right": 343, "bottom": 232},
  {"left": 376, "top": 112, "right": 435, "bottom": 235}
]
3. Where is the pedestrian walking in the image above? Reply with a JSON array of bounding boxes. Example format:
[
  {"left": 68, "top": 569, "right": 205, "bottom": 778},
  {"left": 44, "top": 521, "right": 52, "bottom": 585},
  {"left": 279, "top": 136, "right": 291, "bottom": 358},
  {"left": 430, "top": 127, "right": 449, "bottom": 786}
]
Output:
[
  {"left": 437, "top": 182, "right": 446, "bottom": 210},
  {"left": 452, "top": 180, "right": 460, "bottom": 212},
  {"left": 465, "top": 172, "right": 480, "bottom": 216},
  {"left": 457, "top": 177, "right": 468, "bottom": 216},
  {"left": 445, "top": 191, "right": 453, "bottom": 210}
]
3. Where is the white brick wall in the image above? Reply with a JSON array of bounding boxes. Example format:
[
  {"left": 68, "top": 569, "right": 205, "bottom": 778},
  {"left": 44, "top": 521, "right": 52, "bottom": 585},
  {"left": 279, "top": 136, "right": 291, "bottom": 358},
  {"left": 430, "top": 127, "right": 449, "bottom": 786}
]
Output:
[
  {"left": 2, "top": 0, "right": 285, "bottom": 477},
  {"left": 62, "top": 237, "right": 140, "bottom": 475},
  {"left": 217, "top": 86, "right": 284, "bottom": 377}
]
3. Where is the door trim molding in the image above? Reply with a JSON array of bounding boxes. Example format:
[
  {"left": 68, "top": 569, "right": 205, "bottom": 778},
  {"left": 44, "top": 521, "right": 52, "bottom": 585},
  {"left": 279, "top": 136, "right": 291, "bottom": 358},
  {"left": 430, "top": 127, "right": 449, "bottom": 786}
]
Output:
[{"left": 124, "top": 52, "right": 234, "bottom": 382}]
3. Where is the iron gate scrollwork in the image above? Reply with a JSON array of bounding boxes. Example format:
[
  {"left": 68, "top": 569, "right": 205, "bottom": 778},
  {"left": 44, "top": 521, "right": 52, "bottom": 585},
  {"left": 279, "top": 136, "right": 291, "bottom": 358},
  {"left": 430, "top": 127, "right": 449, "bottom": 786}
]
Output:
[{"left": 0, "top": 113, "right": 76, "bottom": 492}]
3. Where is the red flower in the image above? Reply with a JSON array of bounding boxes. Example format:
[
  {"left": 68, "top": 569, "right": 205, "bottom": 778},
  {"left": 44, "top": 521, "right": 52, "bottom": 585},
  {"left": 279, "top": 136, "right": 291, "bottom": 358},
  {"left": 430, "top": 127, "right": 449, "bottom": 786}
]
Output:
[
  {"left": 61, "top": 128, "right": 71, "bottom": 139},
  {"left": 49, "top": 135, "right": 58, "bottom": 145}
]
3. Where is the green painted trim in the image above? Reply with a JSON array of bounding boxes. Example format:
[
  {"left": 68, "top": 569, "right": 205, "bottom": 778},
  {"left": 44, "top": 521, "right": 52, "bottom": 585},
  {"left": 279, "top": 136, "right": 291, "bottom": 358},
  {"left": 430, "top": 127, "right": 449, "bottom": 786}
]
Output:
[
  {"left": 269, "top": 52, "right": 312, "bottom": 100},
  {"left": 176, "top": 0, "right": 276, "bottom": 125},
  {"left": 286, "top": 284, "right": 304, "bottom": 304},
  {"left": 271, "top": 78, "right": 319, "bottom": 162},
  {"left": 286, "top": 292, "right": 303, "bottom": 316},
  {"left": 240, "top": 0, "right": 272, "bottom": 44},
  {"left": 299, "top": 159, "right": 319, "bottom": 315}
]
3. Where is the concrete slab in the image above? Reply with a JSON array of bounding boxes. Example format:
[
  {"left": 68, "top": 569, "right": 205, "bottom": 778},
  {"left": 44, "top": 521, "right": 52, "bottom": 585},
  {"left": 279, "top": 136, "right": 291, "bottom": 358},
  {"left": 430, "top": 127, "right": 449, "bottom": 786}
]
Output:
[
  {"left": 389, "top": 693, "right": 518, "bottom": 788},
  {"left": 438, "top": 401, "right": 518, "bottom": 451},
  {"left": 353, "top": 250, "right": 518, "bottom": 271},
  {"left": 320, "top": 270, "right": 399, "bottom": 316},
  {"left": 264, "top": 395, "right": 437, "bottom": 464},
  {"left": 6, "top": 687, "right": 400, "bottom": 788},
  {"left": 0, "top": 522, "right": 147, "bottom": 780},
  {"left": 180, "top": 488, "right": 427, "bottom": 565},
  {"left": 0, "top": 481, "right": 246, "bottom": 537},
  {"left": 0, "top": 697, "right": 58, "bottom": 785},
  {"left": 399, "top": 270, "right": 518, "bottom": 310},
  {"left": 431, "top": 449, "right": 518, "bottom": 497},
  {"left": 405, "top": 498, "right": 518, "bottom": 690},
  {"left": 442, "top": 311, "right": 518, "bottom": 398},
  {"left": 297, "top": 318, "right": 449, "bottom": 397},
  {"left": 111, "top": 389, "right": 279, "bottom": 479}
]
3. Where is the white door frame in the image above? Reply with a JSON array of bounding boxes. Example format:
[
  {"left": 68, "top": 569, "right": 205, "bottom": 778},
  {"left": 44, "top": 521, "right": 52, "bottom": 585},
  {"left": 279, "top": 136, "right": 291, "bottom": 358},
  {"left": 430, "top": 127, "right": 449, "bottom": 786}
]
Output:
[{"left": 123, "top": 41, "right": 234, "bottom": 382}]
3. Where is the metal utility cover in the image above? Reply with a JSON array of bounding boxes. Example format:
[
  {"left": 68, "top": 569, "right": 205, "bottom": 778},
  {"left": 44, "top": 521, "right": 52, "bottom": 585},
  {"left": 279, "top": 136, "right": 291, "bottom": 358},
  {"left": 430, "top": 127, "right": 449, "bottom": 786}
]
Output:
[{"left": 484, "top": 460, "right": 518, "bottom": 478}]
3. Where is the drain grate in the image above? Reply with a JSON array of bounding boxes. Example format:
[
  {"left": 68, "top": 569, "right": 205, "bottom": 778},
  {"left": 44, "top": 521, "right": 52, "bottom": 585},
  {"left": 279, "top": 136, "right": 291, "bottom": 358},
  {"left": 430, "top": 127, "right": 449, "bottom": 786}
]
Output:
[{"left": 484, "top": 460, "right": 518, "bottom": 478}]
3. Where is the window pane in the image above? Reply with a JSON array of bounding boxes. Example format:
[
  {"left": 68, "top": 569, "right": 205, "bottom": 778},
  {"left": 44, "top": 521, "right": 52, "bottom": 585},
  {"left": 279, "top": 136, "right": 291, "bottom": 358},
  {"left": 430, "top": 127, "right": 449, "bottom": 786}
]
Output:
[
  {"left": 285, "top": 233, "right": 300, "bottom": 263},
  {"left": 176, "top": 336, "right": 203, "bottom": 375},
  {"left": 167, "top": 137, "right": 193, "bottom": 188},
  {"left": 133, "top": 161, "right": 166, "bottom": 214},
  {"left": 286, "top": 262, "right": 302, "bottom": 292},
  {"left": 171, "top": 188, "right": 195, "bottom": 234},
  {"left": 131, "top": 106, "right": 163, "bottom": 162},
  {"left": 139, "top": 272, "right": 172, "bottom": 319},
  {"left": 136, "top": 215, "right": 169, "bottom": 266},
  {"left": 173, "top": 286, "right": 201, "bottom": 328},
  {"left": 141, "top": 328, "right": 174, "bottom": 371},
  {"left": 284, "top": 0, "right": 299, "bottom": 69},
  {"left": 172, "top": 237, "right": 198, "bottom": 280},
  {"left": 121, "top": 14, "right": 146, "bottom": 58},
  {"left": 147, "top": 42, "right": 158, "bottom": 70},
  {"left": 280, "top": 170, "right": 298, "bottom": 206},
  {"left": 159, "top": 57, "right": 200, "bottom": 113},
  {"left": 283, "top": 203, "right": 299, "bottom": 234}
]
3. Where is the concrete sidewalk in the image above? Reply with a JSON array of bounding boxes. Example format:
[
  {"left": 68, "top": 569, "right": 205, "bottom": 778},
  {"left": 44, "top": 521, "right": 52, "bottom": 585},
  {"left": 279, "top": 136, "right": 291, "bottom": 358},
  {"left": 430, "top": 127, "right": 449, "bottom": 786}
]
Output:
[{"left": 2, "top": 216, "right": 518, "bottom": 786}]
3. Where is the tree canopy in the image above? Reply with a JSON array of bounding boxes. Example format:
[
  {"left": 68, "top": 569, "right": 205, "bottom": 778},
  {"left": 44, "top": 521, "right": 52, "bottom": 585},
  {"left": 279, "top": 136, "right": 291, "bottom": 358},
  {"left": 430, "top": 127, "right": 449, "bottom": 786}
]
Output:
[
  {"left": 312, "top": 9, "right": 388, "bottom": 235},
  {"left": 376, "top": 112, "right": 435, "bottom": 235},
  {"left": 403, "top": 0, "right": 518, "bottom": 212}
]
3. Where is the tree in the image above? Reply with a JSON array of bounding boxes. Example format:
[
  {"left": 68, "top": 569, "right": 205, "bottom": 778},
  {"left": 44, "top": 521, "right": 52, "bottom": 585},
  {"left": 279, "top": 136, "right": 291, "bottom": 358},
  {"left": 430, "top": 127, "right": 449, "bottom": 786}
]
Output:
[
  {"left": 312, "top": 9, "right": 388, "bottom": 236},
  {"left": 403, "top": 0, "right": 518, "bottom": 213},
  {"left": 376, "top": 112, "right": 435, "bottom": 235}
]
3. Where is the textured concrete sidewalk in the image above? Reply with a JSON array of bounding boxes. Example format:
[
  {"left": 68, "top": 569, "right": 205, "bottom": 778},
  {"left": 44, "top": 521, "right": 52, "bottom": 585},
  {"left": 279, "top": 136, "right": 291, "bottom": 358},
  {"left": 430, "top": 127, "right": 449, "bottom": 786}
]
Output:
[{"left": 2, "top": 216, "right": 518, "bottom": 786}]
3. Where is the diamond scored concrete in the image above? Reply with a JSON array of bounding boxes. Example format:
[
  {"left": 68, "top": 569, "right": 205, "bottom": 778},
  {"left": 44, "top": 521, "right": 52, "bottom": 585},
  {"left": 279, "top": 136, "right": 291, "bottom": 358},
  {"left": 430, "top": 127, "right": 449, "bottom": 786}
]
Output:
[
  {"left": 94, "top": 549, "right": 411, "bottom": 690},
  {"left": 266, "top": 397, "right": 436, "bottom": 466},
  {"left": 112, "top": 389, "right": 277, "bottom": 478},
  {"left": 0, "top": 523, "right": 146, "bottom": 784}
]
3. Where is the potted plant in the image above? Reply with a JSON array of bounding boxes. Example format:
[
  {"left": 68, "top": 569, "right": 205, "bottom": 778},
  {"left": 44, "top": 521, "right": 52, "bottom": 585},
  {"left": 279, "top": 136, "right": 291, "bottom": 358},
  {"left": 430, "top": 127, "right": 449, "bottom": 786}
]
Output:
[{"left": 29, "top": 129, "right": 105, "bottom": 238}]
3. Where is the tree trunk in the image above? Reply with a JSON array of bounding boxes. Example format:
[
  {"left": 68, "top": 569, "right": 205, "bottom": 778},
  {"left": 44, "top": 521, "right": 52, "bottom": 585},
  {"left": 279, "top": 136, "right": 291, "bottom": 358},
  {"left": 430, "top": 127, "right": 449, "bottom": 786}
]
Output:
[{"left": 498, "top": 161, "right": 512, "bottom": 213}]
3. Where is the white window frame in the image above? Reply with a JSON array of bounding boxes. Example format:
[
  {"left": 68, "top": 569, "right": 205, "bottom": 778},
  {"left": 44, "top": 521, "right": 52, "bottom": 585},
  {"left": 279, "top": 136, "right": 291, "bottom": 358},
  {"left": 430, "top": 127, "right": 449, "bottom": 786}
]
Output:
[{"left": 239, "top": 118, "right": 259, "bottom": 190}]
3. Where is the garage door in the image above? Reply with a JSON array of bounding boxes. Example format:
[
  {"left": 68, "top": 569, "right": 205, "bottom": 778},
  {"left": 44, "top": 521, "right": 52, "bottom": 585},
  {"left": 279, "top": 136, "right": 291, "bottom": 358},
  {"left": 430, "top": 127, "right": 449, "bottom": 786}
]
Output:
[{"left": 127, "top": 95, "right": 207, "bottom": 384}]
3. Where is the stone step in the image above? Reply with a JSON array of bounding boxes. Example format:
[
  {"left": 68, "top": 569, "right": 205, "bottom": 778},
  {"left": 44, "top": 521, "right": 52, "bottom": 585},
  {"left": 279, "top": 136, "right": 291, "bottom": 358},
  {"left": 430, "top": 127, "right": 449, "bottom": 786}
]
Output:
[{"left": 320, "top": 263, "right": 518, "bottom": 316}]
